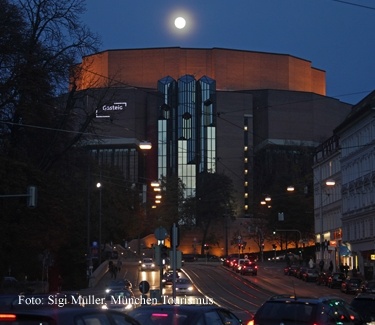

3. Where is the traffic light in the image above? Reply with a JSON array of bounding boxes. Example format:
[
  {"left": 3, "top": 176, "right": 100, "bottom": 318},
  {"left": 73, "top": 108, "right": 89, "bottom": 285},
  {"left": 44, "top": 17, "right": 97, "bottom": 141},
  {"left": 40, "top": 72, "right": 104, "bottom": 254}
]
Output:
[{"left": 170, "top": 224, "right": 180, "bottom": 248}]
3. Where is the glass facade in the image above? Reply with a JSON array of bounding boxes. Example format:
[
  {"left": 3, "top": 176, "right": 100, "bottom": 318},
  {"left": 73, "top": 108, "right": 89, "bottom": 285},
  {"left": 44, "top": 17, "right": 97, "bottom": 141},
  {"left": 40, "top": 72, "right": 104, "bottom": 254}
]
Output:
[
  {"left": 157, "top": 75, "right": 216, "bottom": 198},
  {"left": 90, "top": 147, "right": 138, "bottom": 183}
]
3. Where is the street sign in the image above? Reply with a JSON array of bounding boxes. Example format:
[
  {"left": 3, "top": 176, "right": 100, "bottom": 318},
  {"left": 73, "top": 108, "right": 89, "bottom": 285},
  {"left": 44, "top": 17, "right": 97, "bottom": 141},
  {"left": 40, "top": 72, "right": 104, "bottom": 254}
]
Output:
[
  {"left": 139, "top": 281, "right": 150, "bottom": 294},
  {"left": 154, "top": 227, "right": 167, "bottom": 241}
]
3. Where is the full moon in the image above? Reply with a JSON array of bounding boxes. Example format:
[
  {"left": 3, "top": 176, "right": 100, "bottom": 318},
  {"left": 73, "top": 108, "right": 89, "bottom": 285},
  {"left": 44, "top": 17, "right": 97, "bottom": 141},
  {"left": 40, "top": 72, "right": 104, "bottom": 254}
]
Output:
[{"left": 174, "top": 17, "right": 186, "bottom": 29}]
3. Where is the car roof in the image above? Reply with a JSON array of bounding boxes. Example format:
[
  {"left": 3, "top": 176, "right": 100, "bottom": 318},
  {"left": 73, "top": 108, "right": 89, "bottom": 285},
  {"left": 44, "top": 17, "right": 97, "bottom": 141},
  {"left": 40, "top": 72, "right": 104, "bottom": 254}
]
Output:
[
  {"left": 267, "top": 294, "right": 344, "bottom": 304},
  {"left": 352, "top": 293, "right": 375, "bottom": 300},
  {"left": 129, "top": 304, "right": 226, "bottom": 312}
]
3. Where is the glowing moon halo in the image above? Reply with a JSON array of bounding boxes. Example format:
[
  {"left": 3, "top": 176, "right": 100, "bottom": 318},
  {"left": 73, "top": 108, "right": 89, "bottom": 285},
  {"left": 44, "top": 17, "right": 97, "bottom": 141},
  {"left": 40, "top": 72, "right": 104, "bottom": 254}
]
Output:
[{"left": 174, "top": 17, "right": 186, "bottom": 29}]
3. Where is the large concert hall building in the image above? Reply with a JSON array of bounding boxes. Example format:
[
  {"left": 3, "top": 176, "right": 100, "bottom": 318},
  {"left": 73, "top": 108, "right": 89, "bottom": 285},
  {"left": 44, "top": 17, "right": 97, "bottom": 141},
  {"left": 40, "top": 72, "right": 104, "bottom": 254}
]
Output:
[{"left": 76, "top": 47, "right": 351, "bottom": 219}]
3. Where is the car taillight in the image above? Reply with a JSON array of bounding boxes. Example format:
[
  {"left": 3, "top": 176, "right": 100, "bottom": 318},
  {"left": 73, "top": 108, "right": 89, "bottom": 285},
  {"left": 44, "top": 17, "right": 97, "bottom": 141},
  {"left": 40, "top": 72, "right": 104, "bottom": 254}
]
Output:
[
  {"left": 152, "top": 313, "right": 168, "bottom": 318},
  {"left": 0, "top": 314, "right": 17, "bottom": 321}
]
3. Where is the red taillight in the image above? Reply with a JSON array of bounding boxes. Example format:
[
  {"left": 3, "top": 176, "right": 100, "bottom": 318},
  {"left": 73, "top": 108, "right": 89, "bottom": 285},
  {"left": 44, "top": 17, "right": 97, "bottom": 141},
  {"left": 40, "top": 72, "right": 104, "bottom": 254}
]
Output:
[{"left": 0, "top": 314, "right": 17, "bottom": 321}]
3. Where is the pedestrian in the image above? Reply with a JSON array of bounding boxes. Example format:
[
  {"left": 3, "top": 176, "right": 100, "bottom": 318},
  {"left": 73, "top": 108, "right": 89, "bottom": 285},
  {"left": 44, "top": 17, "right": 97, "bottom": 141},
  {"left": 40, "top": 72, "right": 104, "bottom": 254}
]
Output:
[
  {"left": 344, "top": 263, "right": 349, "bottom": 278},
  {"left": 319, "top": 260, "right": 324, "bottom": 272},
  {"left": 329, "top": 261, "right": 333, "bottom": 273},
  {"left": 308, "top": 258, "right": 314, "bottom": 269},
  {"left": 117, "top": 259, "right": 122, "bottom": 272},
  {"left": 57, "top": 275, "right": 63, "bottom": 292}
]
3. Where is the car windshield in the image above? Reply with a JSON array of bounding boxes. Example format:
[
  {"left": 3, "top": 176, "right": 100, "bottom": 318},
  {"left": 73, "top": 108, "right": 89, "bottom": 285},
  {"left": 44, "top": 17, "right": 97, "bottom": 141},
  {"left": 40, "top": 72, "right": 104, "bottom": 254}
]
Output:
[
  {"left": 351, "top": 298, "right": 375, "bottom": 314},
  {"left": 257, "top": 301, "right": 315, "bottom": 323}
]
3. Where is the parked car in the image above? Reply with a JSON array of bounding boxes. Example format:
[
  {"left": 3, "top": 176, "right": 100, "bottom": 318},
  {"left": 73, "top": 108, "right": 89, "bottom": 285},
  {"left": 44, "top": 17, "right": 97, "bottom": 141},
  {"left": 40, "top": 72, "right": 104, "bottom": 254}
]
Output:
[
  {"left": 350, "top": 293, "right": 375, "bottom": 324},
  {"left": 295, "top": 266, "right": 308, "bottom": 279},
  {"left": 240, "top": 260, "right": 258, "bottom": 276},
  {"left": 360, "top": 280, "right": 375, "bottom": 293},
  {"left": 0, "top": 277, "right": 20, "bottom": 294},
  {"left": 341, "top": 278, "right": 363, "bottom": 294},
  {"left": 129, "top": 304, "right": 242, "bottom": 325},
  {"left": 183, "top": 254, "right": 197, "bottom": 262},
  {"left": 316, "top": 272, "right": 330, "bottom": 286},
  {"left": 249, "top": 295, "right": 363, "bottom": 325},
  {"left": 0, "top": 307, "right": 141, "bottom": 324},
  {"left": 302, "top": 268, "right": 319, "bottom": 282},
  {"left": 139, "top": 258, "right": 155, "bottom": 271},
  {"left": 327, "top": 272, "right": 346, "bottom": 289},
  {"left": 284, "top": 265, "right": 299, "bottom": 276}
]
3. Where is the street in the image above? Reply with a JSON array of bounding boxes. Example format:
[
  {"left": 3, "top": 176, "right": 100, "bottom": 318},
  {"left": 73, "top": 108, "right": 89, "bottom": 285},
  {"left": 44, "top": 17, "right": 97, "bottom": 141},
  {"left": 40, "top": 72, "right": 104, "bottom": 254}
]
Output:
[{"left": 84, "top": 258, "right": 355, "bottom": 325}]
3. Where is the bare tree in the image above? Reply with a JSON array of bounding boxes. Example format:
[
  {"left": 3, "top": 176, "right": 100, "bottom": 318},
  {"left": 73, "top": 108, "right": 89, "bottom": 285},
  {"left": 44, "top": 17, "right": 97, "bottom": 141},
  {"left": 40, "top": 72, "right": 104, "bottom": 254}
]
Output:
[{"left": 0, "top": 0, "right": 101, "bottom": 171}]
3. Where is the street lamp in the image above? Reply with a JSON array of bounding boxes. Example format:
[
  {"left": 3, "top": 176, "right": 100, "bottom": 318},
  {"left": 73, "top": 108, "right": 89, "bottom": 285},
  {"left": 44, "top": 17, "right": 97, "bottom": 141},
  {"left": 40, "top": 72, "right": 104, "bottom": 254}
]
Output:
[
  {"left": 138, "top": 141, "right": 152, "bottom": 256},
  {"left": 319, "top": 177, "right": 335, "bottom": 263},
  {"left": 96, "top": 182, "right": 102, "bottom": 264}
]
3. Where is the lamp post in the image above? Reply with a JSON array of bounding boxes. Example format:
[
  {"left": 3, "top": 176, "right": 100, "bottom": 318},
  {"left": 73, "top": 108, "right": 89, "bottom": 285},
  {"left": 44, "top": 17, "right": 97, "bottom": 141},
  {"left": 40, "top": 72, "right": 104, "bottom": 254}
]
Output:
[
  {"left": 319, "top": 167, "right": 335, "bottom": 264},
  {"left": 96, "top": 182, "right": 102, "bottom": 264},
  {"left": 138, "top": 141, "right": 152, "bottom": 256}
]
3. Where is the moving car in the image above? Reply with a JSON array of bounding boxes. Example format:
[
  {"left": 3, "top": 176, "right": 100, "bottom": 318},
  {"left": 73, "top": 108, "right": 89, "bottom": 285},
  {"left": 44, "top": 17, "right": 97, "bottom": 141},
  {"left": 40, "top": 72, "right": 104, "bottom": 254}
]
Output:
[
  {"left": 129, "top": 304, "right": 242, "bottom": 325},
  {"left": 139, "top": 258, "right": 155, "bottom": 271},
  {"left": 350, "top": 293, "right": 375, "bottom": 324},
  {"left": 240, "top": 260, "right": 258, "bottom": 276},
  {"left": 0, "top": 307, "right": 141, "bottom": 324},
  {"left": 103, "top": 288, "right": 136, "bottom": 312},
  {"left": 341, "top": 278, "right": 363, "bottom": 294},
  {"left": 105, "top": 279, "right": 132, "bottom": 293},
  {"left": 175, "top": 278, "right": 194, "bottom": 295},
  {"left": 249, "top": 295, "right": 363, "bottom": 325},
  {"left": 161, "top": 271, "right": 180, "bottom": 286}
]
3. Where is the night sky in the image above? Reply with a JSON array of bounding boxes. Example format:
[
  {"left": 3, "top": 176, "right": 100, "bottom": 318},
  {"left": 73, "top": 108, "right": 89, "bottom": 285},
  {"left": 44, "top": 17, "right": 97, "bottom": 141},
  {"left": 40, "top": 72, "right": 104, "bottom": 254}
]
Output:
[{"left": 82, "top": 0, "right": 375, "bottom": 104}]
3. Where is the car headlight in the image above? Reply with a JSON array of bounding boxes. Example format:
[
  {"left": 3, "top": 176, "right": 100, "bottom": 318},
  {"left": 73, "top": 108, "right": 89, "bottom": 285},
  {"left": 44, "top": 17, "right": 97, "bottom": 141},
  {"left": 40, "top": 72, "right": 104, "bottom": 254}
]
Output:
[
  {"left": 141, "top": 264, "right": 146, "bottom": 267},
  {"left": 188, "top": 286, "right": 193, "bottom": 291},
  {"left": 151, "top": 264, "right": 155, "bottom": 267},
  {"left": 101, "top": 304, "right": 108, "bottom": 310}
]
